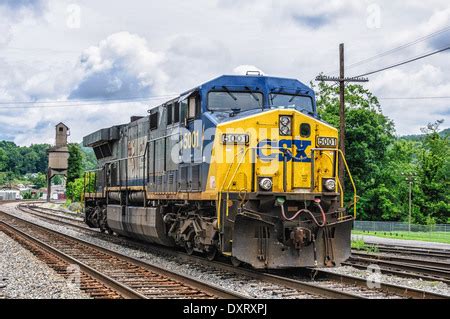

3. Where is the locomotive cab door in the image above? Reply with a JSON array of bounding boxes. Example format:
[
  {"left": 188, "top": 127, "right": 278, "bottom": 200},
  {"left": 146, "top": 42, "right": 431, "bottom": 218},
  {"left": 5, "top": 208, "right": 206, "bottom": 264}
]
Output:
[{"left": 179, "top": 92, "right": 202, "bottom": 192}]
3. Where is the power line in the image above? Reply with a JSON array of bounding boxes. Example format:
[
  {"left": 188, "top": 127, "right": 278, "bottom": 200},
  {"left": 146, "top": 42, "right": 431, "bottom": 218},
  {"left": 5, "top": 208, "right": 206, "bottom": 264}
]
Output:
[
  {"left": 352, "top": 46, "right": 450, "bottom": 78},
  {"left": 323, "top": 24, "right": 450, "bottom": 75},
  {"left": 0, "top": 95, "right": 178, "bottom": 109},
  {"left": 379, "top": 96, "right": 450, "bottom": 100},
  {"left": 345, "top": 25, "right": 450, "bottom": 70},
  {"left": 0, "top": 94, "right": 177, "bottom": 105}
]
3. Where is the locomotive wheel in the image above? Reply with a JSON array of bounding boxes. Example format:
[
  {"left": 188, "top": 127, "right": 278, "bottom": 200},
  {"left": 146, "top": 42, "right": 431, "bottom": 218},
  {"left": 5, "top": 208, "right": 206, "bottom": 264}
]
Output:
[
  {"left": 185, "top": 242, "right": 194, "bottom": 255},
  {"left": 231, "top": 256, "right": 241, "bottom": 267},
  {"left": 206, "top": 247, "right": 217, "bottom": 261}
]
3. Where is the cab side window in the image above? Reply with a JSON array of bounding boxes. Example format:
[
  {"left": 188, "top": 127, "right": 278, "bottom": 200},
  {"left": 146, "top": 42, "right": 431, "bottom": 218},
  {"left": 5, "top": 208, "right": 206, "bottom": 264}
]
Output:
[
  {"left": 167, "top": 103, "right": 173, "bottom": 125},
  {"left": 180, "top": 99, "right": 188, "bottom": 124},
  {"left": 180, "top": 93, "right": 201, "bottom": 125},
  {"left": 188, "top": 96, "right": 196, "bottom": 119},
  {"left": 174, "top": 102, "right": 180, "bottom": 123}
]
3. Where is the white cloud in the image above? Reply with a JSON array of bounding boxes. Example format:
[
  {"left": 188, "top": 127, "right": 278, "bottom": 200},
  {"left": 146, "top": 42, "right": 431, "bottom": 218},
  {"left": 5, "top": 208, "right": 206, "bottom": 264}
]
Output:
[
  {"left": 0, "top": 0, "right": 449, "bottom": 145},
  {"left": 369, "top": 64, "right": 450, "bottom": 134},
  {"left": 69, "top": 31, "right": 168, "bottom": 99},
  {"left": 0, "top": 0, "right": 48, "bottom": 46}
]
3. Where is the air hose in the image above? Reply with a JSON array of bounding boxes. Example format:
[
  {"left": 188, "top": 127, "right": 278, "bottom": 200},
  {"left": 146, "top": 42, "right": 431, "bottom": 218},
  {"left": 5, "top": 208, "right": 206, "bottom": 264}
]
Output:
[{"left": 279, "top": 199, "right": 327, "bottom": 227}]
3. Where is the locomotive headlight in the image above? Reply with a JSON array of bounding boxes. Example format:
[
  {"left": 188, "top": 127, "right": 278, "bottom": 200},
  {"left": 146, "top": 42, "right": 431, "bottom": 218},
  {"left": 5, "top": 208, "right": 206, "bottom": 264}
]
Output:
[
  {"left": 324, "top": 179, "right": 336, "bottom": 191},
  {"left": 279, "top": 115, "right": 292, "bottom": 136},
  {"left": 259, "top": 177, "right": 273, "bottom": 191}
]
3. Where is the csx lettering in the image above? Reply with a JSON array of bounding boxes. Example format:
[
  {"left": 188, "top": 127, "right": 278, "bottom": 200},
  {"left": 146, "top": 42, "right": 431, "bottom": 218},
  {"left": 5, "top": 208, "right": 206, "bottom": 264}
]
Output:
[
  {"left": 257, "top": 139, "right": 311, "bottom": 162},
  {"left": 228, "top": 303, "right": 267, "bottom": 316}
]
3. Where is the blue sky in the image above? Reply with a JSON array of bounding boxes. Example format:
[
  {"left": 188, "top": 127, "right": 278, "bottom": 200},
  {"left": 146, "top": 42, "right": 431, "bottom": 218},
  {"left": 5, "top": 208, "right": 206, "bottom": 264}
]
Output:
[{"left": 0, "top": 0, "right": 449, "bottom": 145}]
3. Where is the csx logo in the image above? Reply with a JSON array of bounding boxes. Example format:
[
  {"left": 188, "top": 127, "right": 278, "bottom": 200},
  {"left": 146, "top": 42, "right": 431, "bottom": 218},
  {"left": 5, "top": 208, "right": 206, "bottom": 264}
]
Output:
[{"left": 257, "top": 139, "right": 311, "bottom": 162}]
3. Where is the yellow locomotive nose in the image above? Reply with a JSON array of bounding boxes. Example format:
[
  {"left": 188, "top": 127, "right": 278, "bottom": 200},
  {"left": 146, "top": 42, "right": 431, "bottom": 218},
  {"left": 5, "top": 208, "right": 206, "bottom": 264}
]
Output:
[{"left": 207, "top": 108, "right": 340, "bottom": 197}]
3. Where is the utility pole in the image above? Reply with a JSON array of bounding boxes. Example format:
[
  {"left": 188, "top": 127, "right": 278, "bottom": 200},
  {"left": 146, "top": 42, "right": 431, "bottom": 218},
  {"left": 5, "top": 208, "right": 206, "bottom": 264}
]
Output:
[
  {"left": 402, "top": 173, "right": 417, "bottom": 232},
  {"left": 316, "top": 43, "right": 368, "bottom": 190}
]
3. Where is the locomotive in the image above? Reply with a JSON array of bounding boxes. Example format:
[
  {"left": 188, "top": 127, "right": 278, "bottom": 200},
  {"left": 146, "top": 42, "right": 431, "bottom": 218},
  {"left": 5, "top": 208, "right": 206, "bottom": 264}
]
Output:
[{"left": 82, "top": 74, "right": 357, "bottom": 269}]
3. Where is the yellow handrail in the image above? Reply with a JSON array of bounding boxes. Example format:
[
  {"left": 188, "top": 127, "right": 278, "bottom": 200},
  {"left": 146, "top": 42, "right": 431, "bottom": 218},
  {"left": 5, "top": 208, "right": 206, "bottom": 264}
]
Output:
[
  {"left": 337, "top": 149, "right": 358, "bottom": 219},
  {"left": 217, "top": 147, "right": 249, "bottom": 228}
]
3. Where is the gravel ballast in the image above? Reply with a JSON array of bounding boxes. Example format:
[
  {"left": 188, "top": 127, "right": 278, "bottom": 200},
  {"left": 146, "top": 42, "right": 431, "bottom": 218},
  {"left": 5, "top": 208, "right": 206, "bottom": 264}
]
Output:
[
  {"left": 0, "top": 231, "right": 90, "bottom": 299},
  {"left": 2, "top": 202, "right": 449, "bottom": 298}
]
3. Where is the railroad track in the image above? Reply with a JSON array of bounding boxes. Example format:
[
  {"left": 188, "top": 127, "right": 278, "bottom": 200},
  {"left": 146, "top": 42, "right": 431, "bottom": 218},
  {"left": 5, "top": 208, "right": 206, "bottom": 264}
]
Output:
[
  {"left": 343, "top": 259, "right": 450, "bottom": 285},
  {"left": 358, "top": 244, "right": 450, "bottom": 259},
  {"left": 348, "top": 251, "right": 450, "bottom": 283},
  {"left": 26, "top": 203, "right": 83, "bottom": 219},
  {"left": 17, "top": 203, "right": 89, "bottom": 230},
  {"left": 152, "top": 248, "right": 449, "bottom": 299},
  {"left": 0, "top": 209, "right": 243, "bottom": 299},
  {"left": 3, "top": 202, "right": 367, "bottom": 299},
  {"left": 352, "top": 251, "right": 450, "bottom": 269},
  {"left": 5, "top": 201, "right": 449, "bottom": 299}
]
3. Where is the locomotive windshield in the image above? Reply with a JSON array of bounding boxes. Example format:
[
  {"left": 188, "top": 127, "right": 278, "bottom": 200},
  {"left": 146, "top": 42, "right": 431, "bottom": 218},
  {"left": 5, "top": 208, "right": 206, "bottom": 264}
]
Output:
[
  {"left": 269, "top": 94, "right": 314, "bottom": 114},
  {"left": 208, "top": 91, "right": 263, "bottom": 112}
]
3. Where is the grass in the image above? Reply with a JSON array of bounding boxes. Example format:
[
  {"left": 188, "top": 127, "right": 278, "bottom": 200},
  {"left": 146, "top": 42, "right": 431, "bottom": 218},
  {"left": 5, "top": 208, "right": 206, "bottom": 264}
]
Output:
[
  {"left": 351, "top": 238, "right": 379, "bottom": 253},
  {"left": 352, "top": 230, "right": 450, "bottom": 244}
]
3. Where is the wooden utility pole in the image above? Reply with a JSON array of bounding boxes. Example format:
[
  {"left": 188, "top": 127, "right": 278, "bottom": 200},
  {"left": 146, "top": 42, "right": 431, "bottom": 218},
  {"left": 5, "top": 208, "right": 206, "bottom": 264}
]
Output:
[
  {"left": 339, "top": 43, "right": 346, "bottom": 181},
  {"left": 402, "top": 173, "right": 417, "bottom": 232},
  {"left": 316, "top": 43, "right": 368, "bottom": 190}
]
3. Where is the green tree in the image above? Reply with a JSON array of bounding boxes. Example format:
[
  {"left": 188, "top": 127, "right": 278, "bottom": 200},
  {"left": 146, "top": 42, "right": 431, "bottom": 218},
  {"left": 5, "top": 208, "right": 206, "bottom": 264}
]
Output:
[
  {"left": 314, "top": 80, "right": 395, "bottom": 220},
  {"left": 52, "top": 175, "right": 64, "bottom": 185},
  {"left": 80, "top": 144, "right": 98, "bottom": 171},
  {"left": 415, "top": 120, "right": 450, "bottom": 223},
  {"left": 68, "top": 143, "right": 83, "bottom": 183},
  {"left": 66, "top": 177, "right": 86, "bottom": 202},
  {"left": 30, "top": 172, "right": 47, "bottom": 189},
  {"left": 0, "top": 148, "right": 7, "bottom": 171}
]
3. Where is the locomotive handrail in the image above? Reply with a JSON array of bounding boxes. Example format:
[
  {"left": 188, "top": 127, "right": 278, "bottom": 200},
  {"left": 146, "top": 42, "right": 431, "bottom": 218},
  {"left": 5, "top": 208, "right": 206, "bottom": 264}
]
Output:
[
  {"left": 218, "top": 146, "right": 293, "bottom": 228},
  {"left": 337, "top": 149, "right": 357, "bottom": 219},
  {"left": 310, "top": 148, "right": 358, "bottom": 219},
  {"left": 217, "top": 147, "right": 249, "bottom": 228}
]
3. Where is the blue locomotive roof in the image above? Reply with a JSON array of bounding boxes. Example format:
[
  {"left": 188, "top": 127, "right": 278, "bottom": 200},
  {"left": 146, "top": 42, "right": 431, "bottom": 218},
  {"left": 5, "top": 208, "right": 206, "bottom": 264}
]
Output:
[{"left": 182, "top": 74, "right": 314, "bottom": 99}]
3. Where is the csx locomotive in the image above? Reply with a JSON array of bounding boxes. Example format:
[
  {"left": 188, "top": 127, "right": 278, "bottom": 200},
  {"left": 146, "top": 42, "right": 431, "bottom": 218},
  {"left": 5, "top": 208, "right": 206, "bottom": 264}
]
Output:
[{"left": 83, "top": 74, "right": 357, "bottom": 269}]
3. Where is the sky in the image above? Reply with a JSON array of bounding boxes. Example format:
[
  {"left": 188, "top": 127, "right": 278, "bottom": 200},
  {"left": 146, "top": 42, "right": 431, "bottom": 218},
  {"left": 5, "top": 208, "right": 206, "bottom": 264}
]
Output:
[{"left": 0, "top": 0, "right": 449, "bottom": 145}]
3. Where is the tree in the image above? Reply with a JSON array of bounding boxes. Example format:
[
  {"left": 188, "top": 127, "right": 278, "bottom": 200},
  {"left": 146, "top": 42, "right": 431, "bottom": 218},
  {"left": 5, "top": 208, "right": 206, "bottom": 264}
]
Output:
[
  {"left": 66, "top": 177, "right": 86, "bottom": 202},
  {"left": 68, "top": 143, "right": 83, "bottom": 184},
  {"left": 30, "top": 172, "right": 47, "bottom": 189},
  {"left": 415, "top": 120, "right": 450, "bottom": 223},
  {"left": 314, "top": 81, "right": 395, "bottom": 220},
  {"left": 52, "top": 175, "right": 64, "bottom": 185},
  {"left": 80, "top": 144, "right": 98, "bottom": 171},
  {"left": 0, "top": 148, "right": 6, "bottom": 171}
]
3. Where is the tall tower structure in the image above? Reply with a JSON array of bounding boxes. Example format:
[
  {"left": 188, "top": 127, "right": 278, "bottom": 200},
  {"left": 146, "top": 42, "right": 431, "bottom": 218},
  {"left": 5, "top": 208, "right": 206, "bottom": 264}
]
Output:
[{"left": 47, "top": 122, "right": 70, "bottom": 201}]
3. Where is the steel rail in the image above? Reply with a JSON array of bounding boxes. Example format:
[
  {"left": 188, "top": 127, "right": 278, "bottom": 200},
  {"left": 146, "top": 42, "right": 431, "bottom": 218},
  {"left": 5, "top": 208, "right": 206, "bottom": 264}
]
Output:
[
  {"left": 361, "top": 245, "right": 450, "bottom": 259},
  {"left": 20, "top": 204, "right": 85, "bottom": 223},
  {"left": 343, "top": 260, "right": 450, "bottom": 285},
  {"left": 15, "top": 204, "right": 96, "bottom": 232},
  {"left": 8, "top": 203, "right": 362, "bottom": 299},
  {"left": 0, "top": 219, "right": 144, "bottom": 299},
  {"left": 0, "top": 209, "right": 245, "bottom": 299},
  {"left": 308, "top": 268, "right": 449, "bottom": 299},
  {"left": 6, "top": 201, "right": 448, "bottom": 299},
  {"left": 351, "top": 251, "right": 450, "bottom": 270}
]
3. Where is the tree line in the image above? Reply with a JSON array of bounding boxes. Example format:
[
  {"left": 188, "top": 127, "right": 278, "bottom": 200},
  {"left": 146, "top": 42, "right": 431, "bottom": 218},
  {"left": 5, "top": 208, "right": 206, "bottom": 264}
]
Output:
[
  {"left": 315, "top": 81, "right": 449, "bottom": 224},
  {"left": 0, "top": 142, "right": 96, "bottom": 191}
]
